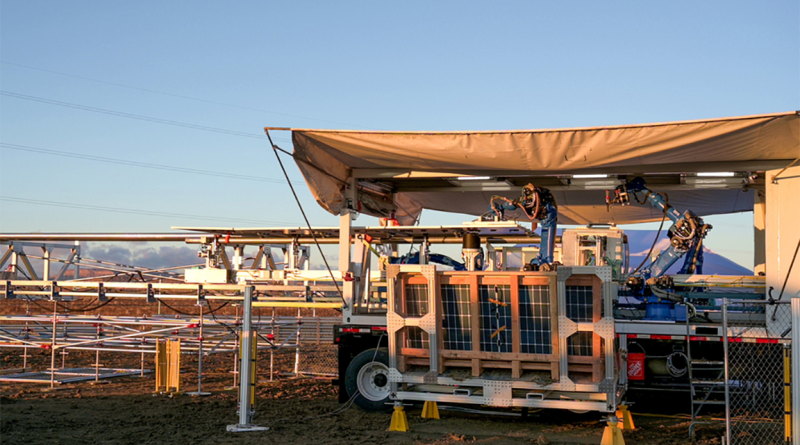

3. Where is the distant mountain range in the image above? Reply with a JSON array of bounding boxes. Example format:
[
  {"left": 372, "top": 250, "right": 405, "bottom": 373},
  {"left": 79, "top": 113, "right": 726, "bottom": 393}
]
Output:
[
  {"left": 513, "top": 229, "right": 752, "bottom": 275},
  {"left": 624, "top": 229, "right": 752, "bottom": 275},
  {"left": 625, "top": 229, "right": 753, "bottom": 275}
]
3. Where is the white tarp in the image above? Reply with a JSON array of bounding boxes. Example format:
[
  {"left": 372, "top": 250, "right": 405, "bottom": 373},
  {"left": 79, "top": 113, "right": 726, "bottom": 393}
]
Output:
[{"left": 286, "top": 112, "right": 799, "bottom": 225}]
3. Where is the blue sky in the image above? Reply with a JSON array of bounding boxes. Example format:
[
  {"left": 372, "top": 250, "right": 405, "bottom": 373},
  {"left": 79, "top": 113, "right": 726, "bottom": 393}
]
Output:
[{"left": 1, "top": 1, "right": 798, "bottom": 270}]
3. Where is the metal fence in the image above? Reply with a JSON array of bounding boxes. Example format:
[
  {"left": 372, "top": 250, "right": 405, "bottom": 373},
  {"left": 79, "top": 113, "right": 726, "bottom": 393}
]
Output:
[
  {"left": 255, "top": 316, "right": 339, "bottom": 378},
  {"left": 724, "top": 299, "right": 792, "bottom": 445}
]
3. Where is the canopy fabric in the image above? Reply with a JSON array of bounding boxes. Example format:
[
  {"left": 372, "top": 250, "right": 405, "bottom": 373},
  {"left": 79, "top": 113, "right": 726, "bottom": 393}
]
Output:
[{"left": 288, "top": 112, "right": 799, "bottom": 225}]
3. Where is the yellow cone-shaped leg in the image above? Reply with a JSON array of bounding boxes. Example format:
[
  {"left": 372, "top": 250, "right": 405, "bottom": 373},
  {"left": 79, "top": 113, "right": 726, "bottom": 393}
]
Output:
[
  {"left": 421, "top": 401, "right": 440, "bottom": 419},
  {"left": 615, "top": 405, "right": 635, "bottom": 431},
  {"left": 600, "top": 418, "right": 625, "bottom": 445},
  {"left": 389, "top": 405, "right": 409, "bottom": 432}
]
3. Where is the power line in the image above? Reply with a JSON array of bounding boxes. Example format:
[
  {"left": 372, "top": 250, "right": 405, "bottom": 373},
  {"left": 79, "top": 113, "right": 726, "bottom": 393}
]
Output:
[
  {"left": 0, "top": 196, "right": 300, "bottom": 226},
  {"left": 0, "top": 142, "right": 304, "bottom": 185},
  {"left": 1, "top": 60, "right": 368, "bottom": 129},
  {"left": 0, "top": 90, "right": 292, "bottom": 143}
]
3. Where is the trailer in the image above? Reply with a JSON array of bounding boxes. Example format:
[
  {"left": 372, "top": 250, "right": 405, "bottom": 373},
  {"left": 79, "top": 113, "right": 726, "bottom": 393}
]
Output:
[
  {"left": 1, "top": 111, "right": 799, "bottom": 440},
  {"left": 269, "top": 111, "right": 800, "bottom": 435}
]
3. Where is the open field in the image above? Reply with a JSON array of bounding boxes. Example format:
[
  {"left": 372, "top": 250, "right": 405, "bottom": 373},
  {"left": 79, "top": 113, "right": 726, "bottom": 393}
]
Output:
[{"left": 0, "top": 349, "right": 725, "bottom": 445}]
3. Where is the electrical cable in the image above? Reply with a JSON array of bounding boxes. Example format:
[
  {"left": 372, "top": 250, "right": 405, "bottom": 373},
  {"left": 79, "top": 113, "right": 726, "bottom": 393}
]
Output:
[
  {"left": 206, "top": 300, "right": 239, "bottom": 339},
  {"left": 1, "top": 60, "right": 370, "bottom": 129},
  {"left": 270, "top": 332, "right": 387, "bottom": 424},
  {"left": 1, "top": 90, "right": 272, "bottom": 141},
  {"left": 773, "top": 235, "right": 800, "bottom": 303},
  {"left": 770, "top": 235, "right": 800, "bottom": 321},
  {"left": 266, "top": 130, "right": 346, "bottom": 308},
  {"left": 155, "top": 298, "right": 200, "bottom": 316},
  {"left": 627, "top": 192, "right": 670, "bottom": 278},
  {"left": 0, "top": 196, "right": 300, "bottom": 226},
  {"left": 0, "top": 142, "right": 303, "bottom": 184}
]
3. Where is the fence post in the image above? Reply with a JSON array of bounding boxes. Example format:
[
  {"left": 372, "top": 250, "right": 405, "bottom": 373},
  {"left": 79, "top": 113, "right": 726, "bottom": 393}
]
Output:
[
  {"left": 723, "top": 299, "right": 731, "bottom": 442},
  {"left": 786, "top": 344, "right": 792, "bottom": 443},
  {"left": 294, "top": 308, "right": 301, "bottom": 377},
  {"left": 227, "top": 286, "right": 268, "bottom": 432},
  {"left": 791, "top": 297, "right": 800, "bottom": 445}
]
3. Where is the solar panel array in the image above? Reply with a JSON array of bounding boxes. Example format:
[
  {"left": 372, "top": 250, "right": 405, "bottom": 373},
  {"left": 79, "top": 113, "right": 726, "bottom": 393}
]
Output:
[
  {"left": 478, "top": 285, "right": 512, "bottom": 353},
  {"left": 405, "top": 283, "right": 428, "bottom": 316},
  {"left": 441, "top": 284, "right": 472, "bottom": 350},
  {"left": 405, "top": 326, "right": 429, "bottom": 349},
  {"left": 519, "top": 284, "right": 551, "bottom": 354},
  {"left": 566, "top": 285, "right": 594, "bottom": 356},
  {"left": 403, "top": 283, "right": 430, "bottom": 348}
]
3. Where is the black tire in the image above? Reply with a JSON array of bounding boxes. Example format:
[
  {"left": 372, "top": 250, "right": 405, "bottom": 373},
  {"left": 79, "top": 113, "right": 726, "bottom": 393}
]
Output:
[{"left": 344, "top": 348, "right": 393, "bottom": 413}]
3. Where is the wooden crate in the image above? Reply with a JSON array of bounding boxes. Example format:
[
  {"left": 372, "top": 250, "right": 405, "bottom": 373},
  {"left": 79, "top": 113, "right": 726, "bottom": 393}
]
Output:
[{"left": 391, "top": 270, "right": 561, "bottom": 380}]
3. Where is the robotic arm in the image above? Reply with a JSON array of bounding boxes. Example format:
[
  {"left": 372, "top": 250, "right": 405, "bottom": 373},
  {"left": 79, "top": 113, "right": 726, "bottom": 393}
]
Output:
[
  {"left": 482, "top": 184, "right": 558, "bottom": 270},
  {"left": 608, "top": 177, "right": 712, "bottom": 320},
  {"left": 608, "top": 177, "right": 712, "bottom": 285}
]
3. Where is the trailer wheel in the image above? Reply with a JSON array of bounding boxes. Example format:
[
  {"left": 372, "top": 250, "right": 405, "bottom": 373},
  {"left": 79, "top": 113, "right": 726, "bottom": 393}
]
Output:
[{"left": 344, "top": 348, "right": 393, "bottom": 413}]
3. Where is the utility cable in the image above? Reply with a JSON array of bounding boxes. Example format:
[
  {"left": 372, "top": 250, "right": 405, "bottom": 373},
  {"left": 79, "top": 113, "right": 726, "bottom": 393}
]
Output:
[
  {"left": 0, "top": 90, "right": 290, "bottom": 142},
  {"left": 0, "top": 142, "right": 302, "bottom": 184},
  {"left": 0, "top": 196, "right": 300, "bottom": 226},
  {"left": 265, "top": 130, "right": 346, "bottom": 308},
  {"left": 1, "top": 60, "right": 370, "bottom": 129}
]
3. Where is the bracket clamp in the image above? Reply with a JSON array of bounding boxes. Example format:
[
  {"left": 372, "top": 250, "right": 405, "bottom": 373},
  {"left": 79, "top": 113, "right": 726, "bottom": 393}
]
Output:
[
  {"left": 5, "top": 281, "right": 15, "bottom": 299},
  {"left": 146, "top": 283, "right": 156, "bottom": 303},
  {"left": 98, "top": 282, "right": 107, "bottom": 302}
]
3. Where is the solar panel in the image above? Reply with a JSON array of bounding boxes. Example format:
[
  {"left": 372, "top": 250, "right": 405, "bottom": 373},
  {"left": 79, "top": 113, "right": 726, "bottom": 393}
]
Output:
[
  {"left": 405, "top": 283, "right": 428, "bottom": 316},
  {"left": 566, "top": 285, "right": 594, "bottom": 356},
  {"left": 519, "top": 284, "right": 551, "bottom": 354},
  {"left": 441, "top": 284, "right": 471, "bottom": 350},
  {"left": 405, "top": 326, "right": 429, "bottom": 349},
  {"left": 479, "top": 285, "right": 512, "bottom": 353}
]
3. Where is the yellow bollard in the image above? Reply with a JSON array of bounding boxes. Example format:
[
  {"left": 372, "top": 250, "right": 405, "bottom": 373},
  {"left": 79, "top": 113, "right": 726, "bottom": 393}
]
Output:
[
  {"left": 600, "top": 418, "right": 625, "bottom": 445},
  {"left": 389, "top": 405, "right": 409, "bottom": 432},
  {"left": 421, "top": 401, "right": 440, "bottom": 419},
  {"left": 615, "top": 405, "right": 635, "bottom": 431}
]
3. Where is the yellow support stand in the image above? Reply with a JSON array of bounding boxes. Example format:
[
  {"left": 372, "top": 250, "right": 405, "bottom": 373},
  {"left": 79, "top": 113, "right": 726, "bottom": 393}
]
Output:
[
  {"left": 421, "top": 401, "right": 440, "bottom": 419},
  {"left": 600, "top": 418, "right": 625, "bottom": 445},
  {"left": 155, "top": 338, "right": 181, "bottom": 393},
  {"left": 615, "top": 405, "right": 635, "bottom": 430},
  {"left": 389, "top": 404, "right": 409, "bottom": 432}
]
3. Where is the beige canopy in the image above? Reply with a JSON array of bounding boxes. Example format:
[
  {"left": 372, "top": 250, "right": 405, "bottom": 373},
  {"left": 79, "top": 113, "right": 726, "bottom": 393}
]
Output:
[{"left": 282, "top": 111, "right": 799, "bottom": 225}]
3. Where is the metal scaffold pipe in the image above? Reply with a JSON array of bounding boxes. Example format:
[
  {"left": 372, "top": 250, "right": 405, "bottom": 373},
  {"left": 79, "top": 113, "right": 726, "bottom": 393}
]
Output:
[
  {"left": 184, "top": 235, "right": 555, "bottom": 245},
  {"left": 2, "top": 233, "right": 554, "bottom": 245},
  {"left": 0, "top": 233, "right": 207, "bottom": 242}
]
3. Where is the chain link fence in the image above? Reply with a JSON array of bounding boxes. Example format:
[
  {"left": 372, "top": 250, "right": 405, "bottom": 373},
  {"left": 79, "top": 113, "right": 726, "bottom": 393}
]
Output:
[
  {"left": 255, "top": 316, "right": 340, "bottom": 378},
  {"left": 724, "top": 300, "right": 792, "bottom": 445}
]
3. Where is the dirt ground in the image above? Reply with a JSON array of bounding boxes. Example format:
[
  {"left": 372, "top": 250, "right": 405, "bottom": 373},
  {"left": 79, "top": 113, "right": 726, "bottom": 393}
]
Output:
[{"left": 0, "top": 349, "right": 724, "bottom": 445}]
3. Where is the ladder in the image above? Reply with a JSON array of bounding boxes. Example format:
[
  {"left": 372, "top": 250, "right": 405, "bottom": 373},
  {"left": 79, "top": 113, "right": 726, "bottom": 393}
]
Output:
[{"left": 686, "top": 308, "right": 727, "bottom": 440}]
